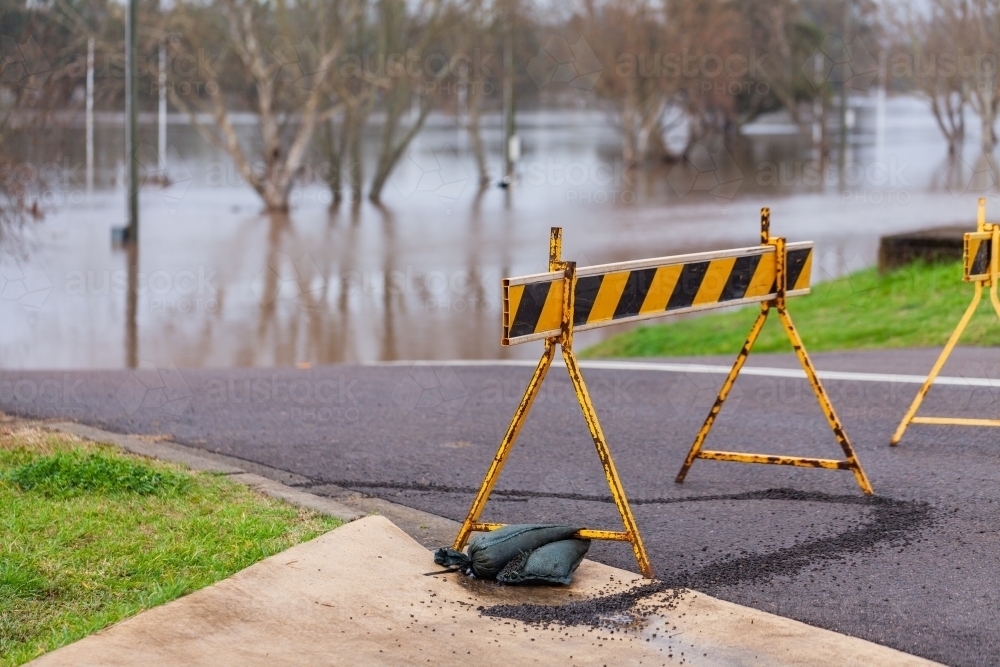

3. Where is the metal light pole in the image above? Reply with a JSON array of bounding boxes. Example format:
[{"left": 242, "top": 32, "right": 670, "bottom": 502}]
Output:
[
  {"left": 500, "top": 0, "right": 517, "bottom": 187},
  {"left": 86, "top": 37, "right": 94, "bottom": 194},
  {"left": 124, "top": 0, "right": 139, "bottom": 242},
  {"left": 158, "top": 41, "right": 167, "bottom": 176}
]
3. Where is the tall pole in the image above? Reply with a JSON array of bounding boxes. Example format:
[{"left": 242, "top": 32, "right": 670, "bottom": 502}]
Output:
[
  {"left": 500, "top": 0, "right": 515, "bottom": 186},
  {"left": 125, "top": 0, "right": 139, "bottom": 242},
  {"left": 838, "top": 0, "right": 850, "bottom": 182},
  {"left": 875, "top": 49, "right": 886, "bottom": 167},
  {"left": 158, "top": 41, "right": 167, "bottom": 176},
  {"left": 86, "top": 37, "right": 94, "bottom": 194}
]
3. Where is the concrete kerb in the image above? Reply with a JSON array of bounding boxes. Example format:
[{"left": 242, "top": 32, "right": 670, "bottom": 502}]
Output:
[
  {"left": 43, "top": 420, "right": 461, "bottom": 545},
  {"left": 26, "top": 514, "right": 942, "bottom": 667}
]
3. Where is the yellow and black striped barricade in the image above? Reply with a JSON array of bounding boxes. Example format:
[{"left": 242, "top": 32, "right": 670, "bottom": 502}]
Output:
[
  {"left": 892, "top": 198, "right": 1000, "bottom": 444},
  {"left": 453, "top": 210, "right": 873, "bottom": 580}
]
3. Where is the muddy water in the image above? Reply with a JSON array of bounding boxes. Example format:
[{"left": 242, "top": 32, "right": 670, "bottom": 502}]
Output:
[{"left": 1, "top": 98, "right": 995, "bottom": 369}]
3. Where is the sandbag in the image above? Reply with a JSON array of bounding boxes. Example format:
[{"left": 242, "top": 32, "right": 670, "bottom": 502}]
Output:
[
  {"left": 496, "top": 538, "right": 591, "bottom": 585},
  {"left": 434, "top": 524, "right": 580, "bottom": 579}
]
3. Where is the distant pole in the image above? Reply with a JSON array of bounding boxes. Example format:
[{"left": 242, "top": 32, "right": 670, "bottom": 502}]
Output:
[
  {"left": 812, "top": 54, "right": 823, "bottom": 149},
  {"left": 838, "top": 0, "right": 851, "bottom": 174},
  {"left": 125, "top": 0, "right": 139, "bottom": 242},
  {"left": 158, "top": 41, "right": 167, "bottom": 176},
  {"left": 86, "top": 37, "right": 94, "bottom": 194},
  {"left": 875, "top": 49, "right": 887, "bottom": 167},
  {"left": 500, "top": 0, "right": 515, "bottom": 187}
]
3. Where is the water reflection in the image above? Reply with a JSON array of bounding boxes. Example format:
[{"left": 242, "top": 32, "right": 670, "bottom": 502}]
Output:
[
  {"left": 2, "top": 102, "right": 999, "bottom": 369},
  {"left": 125, "top": 241, "right": 138, "bottom": 369}
]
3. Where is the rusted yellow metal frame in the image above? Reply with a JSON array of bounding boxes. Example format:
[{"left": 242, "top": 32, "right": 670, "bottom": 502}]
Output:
[
  {"left": 453, "top": 227, "right": 653, "bottom": 578},
  {"left": 892, "top": 199, "right": 1000, "bottom": 444},
  {"left": 675, "top": 208, "right": 874, "bottom": 495}
]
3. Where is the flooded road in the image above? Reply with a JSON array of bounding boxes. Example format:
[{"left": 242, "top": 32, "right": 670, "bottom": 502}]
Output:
[{"left": 1, "top": 98, "right": 997, "bottom": 369}]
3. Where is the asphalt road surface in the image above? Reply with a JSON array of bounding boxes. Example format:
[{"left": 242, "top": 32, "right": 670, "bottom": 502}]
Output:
[{"left": 4, "top": 347, "right": 1000, "bottom": 666}]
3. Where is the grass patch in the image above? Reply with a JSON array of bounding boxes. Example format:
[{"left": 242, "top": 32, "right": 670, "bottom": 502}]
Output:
[
  {"left": 0, "top": 424, "right": 341, "bottom": 666},
  {"left": 7, "top": 450, "right": 190, "bottom": 497},
  {"left": 582, "top": 260, "right": 1000, "bottom": 359}
]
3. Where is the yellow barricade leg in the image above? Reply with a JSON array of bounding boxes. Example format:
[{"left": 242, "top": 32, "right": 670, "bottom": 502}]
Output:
[
  {"left": 891, "top": 283, "right": 985, "bottom": 445},
  {"left": 562, "top": 345, "right": 652, "bottom": 578},
  {"left": 777, "top": 306, "right": 873, "bottom": 493},
  {"left": 676, "top": 210, "right": 874, "bottom": 494},
  {"left": 452, "top": 340, "right": 555, "bottom": 550},
  {"left": 676, "top": 305, "right": 770, "bottom": 482}
]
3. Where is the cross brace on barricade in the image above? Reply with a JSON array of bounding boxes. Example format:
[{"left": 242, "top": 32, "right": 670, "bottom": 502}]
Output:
[
  {"left": 675, "top": 208, "right": 874, "bottom": 495},
  {"left": 892, "top": 198, "right": 1000, "bottom": 444},
  {"left": 452, "top": 228, "right": 653, "bottom": 579}
]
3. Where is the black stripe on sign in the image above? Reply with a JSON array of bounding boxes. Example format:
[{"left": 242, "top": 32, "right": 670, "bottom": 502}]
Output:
[
  {"left": 509, "top": 281, "right": 553, "bottom": 338},
  {"left": 573, "top": 275, "right": 604, "bottom": 327},
  {"left": 667, "top": 262, "right": 710, "bottom": 310},
  {"left": 972, "top": 241, "right": 992, "bottom": 276},
  {"left": 785, "top": 248, "right": 811, "bottom": 290},
  {"left": 719, "top": 254, "right": 762, "bottom": 302},
  {"left": 613, "top": 268, "right": 659, "bottom": 320}
]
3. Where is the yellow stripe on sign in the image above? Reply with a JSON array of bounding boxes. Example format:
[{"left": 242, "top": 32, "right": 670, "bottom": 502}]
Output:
[
  {"left": 793, "top": 250, "right": 813, "bottom": 291},
  {"left": 693, "top": 257, "right": 736, "bottom": 305},
  {"left": 966, "top": 237, "right": 983, "bottom": 277},
  {"left": 639, "top": 264, "right": 683, "bottom": 313},
  {"left": 506, "top": 284, "right": 524, "bottom": 325},
  {"left": 744, "top": 251, "right": 776, "bottom": 298},
  {"left": 536, "top": 280, "right": 564, "bottom": 333},
  {"left": 587, "top": 271, "right": 630, "bottom": 324},
  {"left": 964, "top": 231, "right": 995, "bottom": 280}
]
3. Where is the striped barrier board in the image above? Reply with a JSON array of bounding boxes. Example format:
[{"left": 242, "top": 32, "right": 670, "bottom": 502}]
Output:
[
  {"left": 502, "top": 242, "right": 814, "bottom": 345},
  {"left": 964, "top": 231, "right": 994, "bottom": 281}
]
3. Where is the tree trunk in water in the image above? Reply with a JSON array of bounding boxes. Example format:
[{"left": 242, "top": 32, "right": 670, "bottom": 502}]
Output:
[
  {"left": 467, "top": 79, "right": 490, "bottom": 187},
  {"left": 369, "top": 97, "right": 434, "bottom": 202},
  {"left": 323, "top": 116, "right": 344, "bottom": 207},
  {"left": 348, "top": 121, "right": 363, "bottom": 204},
  {"left": 620, "top": 98, "right": 637, "bottom": 167},
  {"left": 982, "top": 110, "right": 997, "bottom": 152},
  {"left": 262, "top": 181, "right": 291, "bottom": 213}
]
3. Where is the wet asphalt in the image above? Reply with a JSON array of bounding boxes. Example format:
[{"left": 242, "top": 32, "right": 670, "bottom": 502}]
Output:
[{"left": 3, "top": 347, "right": 1000, "bottom": 666}]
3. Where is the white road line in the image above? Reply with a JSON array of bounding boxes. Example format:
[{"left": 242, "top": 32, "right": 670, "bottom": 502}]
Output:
[{"left": 367, "top": 358, "right": 1000, "bottom": 388}]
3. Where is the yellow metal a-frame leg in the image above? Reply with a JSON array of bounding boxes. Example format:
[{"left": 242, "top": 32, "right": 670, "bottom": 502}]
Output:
[
  {"left": 892, "top": 201, "right": 1000, "bottom": 444},
  {"left": 453, "top": 229, "right": 653, "bottom": 579},
  {"left": 675, "top": 210, "right": 874, "bottom": 495}
]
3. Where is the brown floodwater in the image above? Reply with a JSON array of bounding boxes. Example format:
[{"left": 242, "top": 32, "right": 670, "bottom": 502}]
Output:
[{"left": 1, "top": 99, "right": 996, "bottom": 369}]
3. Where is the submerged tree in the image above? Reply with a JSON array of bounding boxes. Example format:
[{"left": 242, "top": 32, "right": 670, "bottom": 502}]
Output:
[{"left": 165, "top": 0, "right": 363, "bottom": 212}]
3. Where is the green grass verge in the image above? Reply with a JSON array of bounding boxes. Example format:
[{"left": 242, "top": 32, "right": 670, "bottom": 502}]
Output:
[
  {"left": 582, "top": 260, "right": 1000, "bottom": 358},
  {"left": 0, "top": 427, "right": 341, "bottom": 666}
]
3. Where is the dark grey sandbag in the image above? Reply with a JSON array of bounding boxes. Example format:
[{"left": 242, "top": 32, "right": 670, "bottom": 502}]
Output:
[
  {"left": 433, "top": 524, "right": 580, "bottom": 579},
  {"left": 496, "top": 539, "right": 591, "bottom": 585}
]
